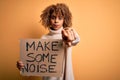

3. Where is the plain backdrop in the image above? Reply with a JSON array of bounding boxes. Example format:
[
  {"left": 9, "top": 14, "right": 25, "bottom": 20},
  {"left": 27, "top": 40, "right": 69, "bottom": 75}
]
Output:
[{"left": 0, "top": 0, "right": 120, "bottom": 80}]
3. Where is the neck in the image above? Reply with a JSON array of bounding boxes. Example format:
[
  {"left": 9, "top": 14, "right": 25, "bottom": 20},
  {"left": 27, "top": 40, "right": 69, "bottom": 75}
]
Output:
[{"left": 50, "top": 27, "right": 57, "bottom": 30}]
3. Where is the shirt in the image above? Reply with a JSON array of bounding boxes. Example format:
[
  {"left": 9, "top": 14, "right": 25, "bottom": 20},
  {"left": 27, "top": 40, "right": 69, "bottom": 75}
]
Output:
[{"left": 41, "top": 27, "right": 80, "bottom": 80}]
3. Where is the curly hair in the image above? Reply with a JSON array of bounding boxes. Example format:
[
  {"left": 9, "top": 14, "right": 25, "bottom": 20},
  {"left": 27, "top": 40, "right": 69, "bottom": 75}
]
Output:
[{"left": 40, "top": 3, "right": 72, "bottom": 28}]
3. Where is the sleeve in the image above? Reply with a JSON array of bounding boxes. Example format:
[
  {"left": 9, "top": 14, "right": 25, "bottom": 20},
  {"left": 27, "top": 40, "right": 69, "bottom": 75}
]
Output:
[{"left": 71, "top": 29, "right": 80, "bottom": 46}]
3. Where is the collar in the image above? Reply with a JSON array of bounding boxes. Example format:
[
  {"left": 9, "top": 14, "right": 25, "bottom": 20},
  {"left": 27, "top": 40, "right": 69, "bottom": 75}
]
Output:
[{"left": 49, "top": 27, "right": 63, "bottom": 34}]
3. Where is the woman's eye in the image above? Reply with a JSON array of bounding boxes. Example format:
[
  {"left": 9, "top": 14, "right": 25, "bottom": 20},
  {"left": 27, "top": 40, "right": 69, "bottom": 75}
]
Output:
[
  {"left": 59, "top": 17, "right": 62, "bottom": 20},
  {"left": 51, "top": 16, "right": 56, "bottom": 19},
  {"left": 59, "top": 16, "right": 63, "bottom": 20}
]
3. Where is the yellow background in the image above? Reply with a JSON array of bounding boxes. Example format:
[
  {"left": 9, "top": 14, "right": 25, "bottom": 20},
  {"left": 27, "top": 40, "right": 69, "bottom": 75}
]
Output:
[{"left": 0, "top": 0, "right": 120, "bottom": 80}]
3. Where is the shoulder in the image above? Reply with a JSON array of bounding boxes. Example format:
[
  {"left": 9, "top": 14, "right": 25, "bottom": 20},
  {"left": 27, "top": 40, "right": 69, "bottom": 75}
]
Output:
[
  {"left": 41, "top": 33, "right": 52, "bottom": 39},
  {"left": 41, "top": 34, "right": 48, "bottom": 39}
]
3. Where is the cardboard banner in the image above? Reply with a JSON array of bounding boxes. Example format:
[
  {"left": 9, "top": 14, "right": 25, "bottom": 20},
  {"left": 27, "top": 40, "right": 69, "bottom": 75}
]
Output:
[{"left": 20, "top": 39, "right": 64, "bottom": 77}]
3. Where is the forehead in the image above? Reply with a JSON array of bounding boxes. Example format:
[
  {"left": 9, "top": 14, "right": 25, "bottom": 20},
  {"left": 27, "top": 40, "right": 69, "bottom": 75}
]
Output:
[
  {"left": 50, "top": 8, "right": 63, "bottom": 16},
  {"left": 51, "top": 12, "right": 63, "bottom": 17}
]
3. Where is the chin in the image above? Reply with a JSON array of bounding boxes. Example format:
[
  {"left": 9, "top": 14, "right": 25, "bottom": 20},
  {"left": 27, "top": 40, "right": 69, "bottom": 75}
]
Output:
[
  {"left": 53, "top": 27, "right": 60, "bottom": 30},
  {"left": 54, "top": 28, "right": 59, "bottom": 30}
]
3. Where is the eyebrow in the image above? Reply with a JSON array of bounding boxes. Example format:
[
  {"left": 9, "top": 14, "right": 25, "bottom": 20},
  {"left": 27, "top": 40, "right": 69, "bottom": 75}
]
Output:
[{"left": 51, "top": 14, "right": 63, "bottom": 18}]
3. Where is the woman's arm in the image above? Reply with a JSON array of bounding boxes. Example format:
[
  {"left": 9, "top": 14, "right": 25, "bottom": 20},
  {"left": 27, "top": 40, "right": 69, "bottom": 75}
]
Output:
[{"left": 71, "top": 29, "right": 80, "bottom": 46}]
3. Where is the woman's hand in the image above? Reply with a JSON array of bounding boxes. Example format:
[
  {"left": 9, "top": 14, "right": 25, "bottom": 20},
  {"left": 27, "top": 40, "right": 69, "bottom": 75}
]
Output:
[
  {"left": 16, "top": 60, "right": 24, "bottom": 70},
  {"left": 62, "top": 28, "right": 76, "bottom": 46}
]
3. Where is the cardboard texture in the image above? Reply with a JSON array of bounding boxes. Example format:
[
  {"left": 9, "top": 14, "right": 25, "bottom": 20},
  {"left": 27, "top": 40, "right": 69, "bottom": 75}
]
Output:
[{"left": 20, "top": 39, "right": 64, "bottom": 77}]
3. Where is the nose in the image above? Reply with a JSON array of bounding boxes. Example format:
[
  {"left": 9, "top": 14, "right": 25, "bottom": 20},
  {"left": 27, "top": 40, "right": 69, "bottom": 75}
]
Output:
[{"left": 55, "top": 18, "right": 59, "bottom": 23}]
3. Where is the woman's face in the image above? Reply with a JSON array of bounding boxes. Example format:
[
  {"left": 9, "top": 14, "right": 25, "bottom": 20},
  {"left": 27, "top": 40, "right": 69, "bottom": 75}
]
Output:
[{"left": 50, "top": 13, "right": 64, "bottom": 30}]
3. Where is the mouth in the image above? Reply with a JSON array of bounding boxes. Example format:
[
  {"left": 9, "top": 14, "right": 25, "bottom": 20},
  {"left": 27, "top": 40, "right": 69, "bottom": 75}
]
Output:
[{"left": 53, "top": 24, "right": 59, "bottom": 26}]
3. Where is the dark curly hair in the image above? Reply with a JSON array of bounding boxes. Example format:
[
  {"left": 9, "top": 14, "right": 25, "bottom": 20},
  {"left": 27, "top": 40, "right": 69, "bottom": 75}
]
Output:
[{"left": 40, "top": 3, "right": 72, "bottom": 28}]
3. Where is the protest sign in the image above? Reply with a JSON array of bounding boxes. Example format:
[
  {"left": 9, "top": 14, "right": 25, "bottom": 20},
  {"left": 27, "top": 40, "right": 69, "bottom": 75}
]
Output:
[{"left": 20, "top": 39, "right": 64, "bottom": 76}]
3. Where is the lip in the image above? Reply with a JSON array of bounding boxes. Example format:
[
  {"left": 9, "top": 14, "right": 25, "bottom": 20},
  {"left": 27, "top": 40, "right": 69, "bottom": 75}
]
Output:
[
  {"left": 54, "top": 24, "right": 59, "bottom": 26},
  {"left": 53, "top": 24, "right": 59, "bottom": 27}
]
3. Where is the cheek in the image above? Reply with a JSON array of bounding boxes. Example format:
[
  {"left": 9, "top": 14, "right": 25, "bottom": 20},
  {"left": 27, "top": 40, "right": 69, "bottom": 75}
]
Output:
[
  {"left": 50, "top": 20, "right": 54, "bottom": 24},
  {"left": 61, "top": 21, "right": 64, "bottom": 25}
]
